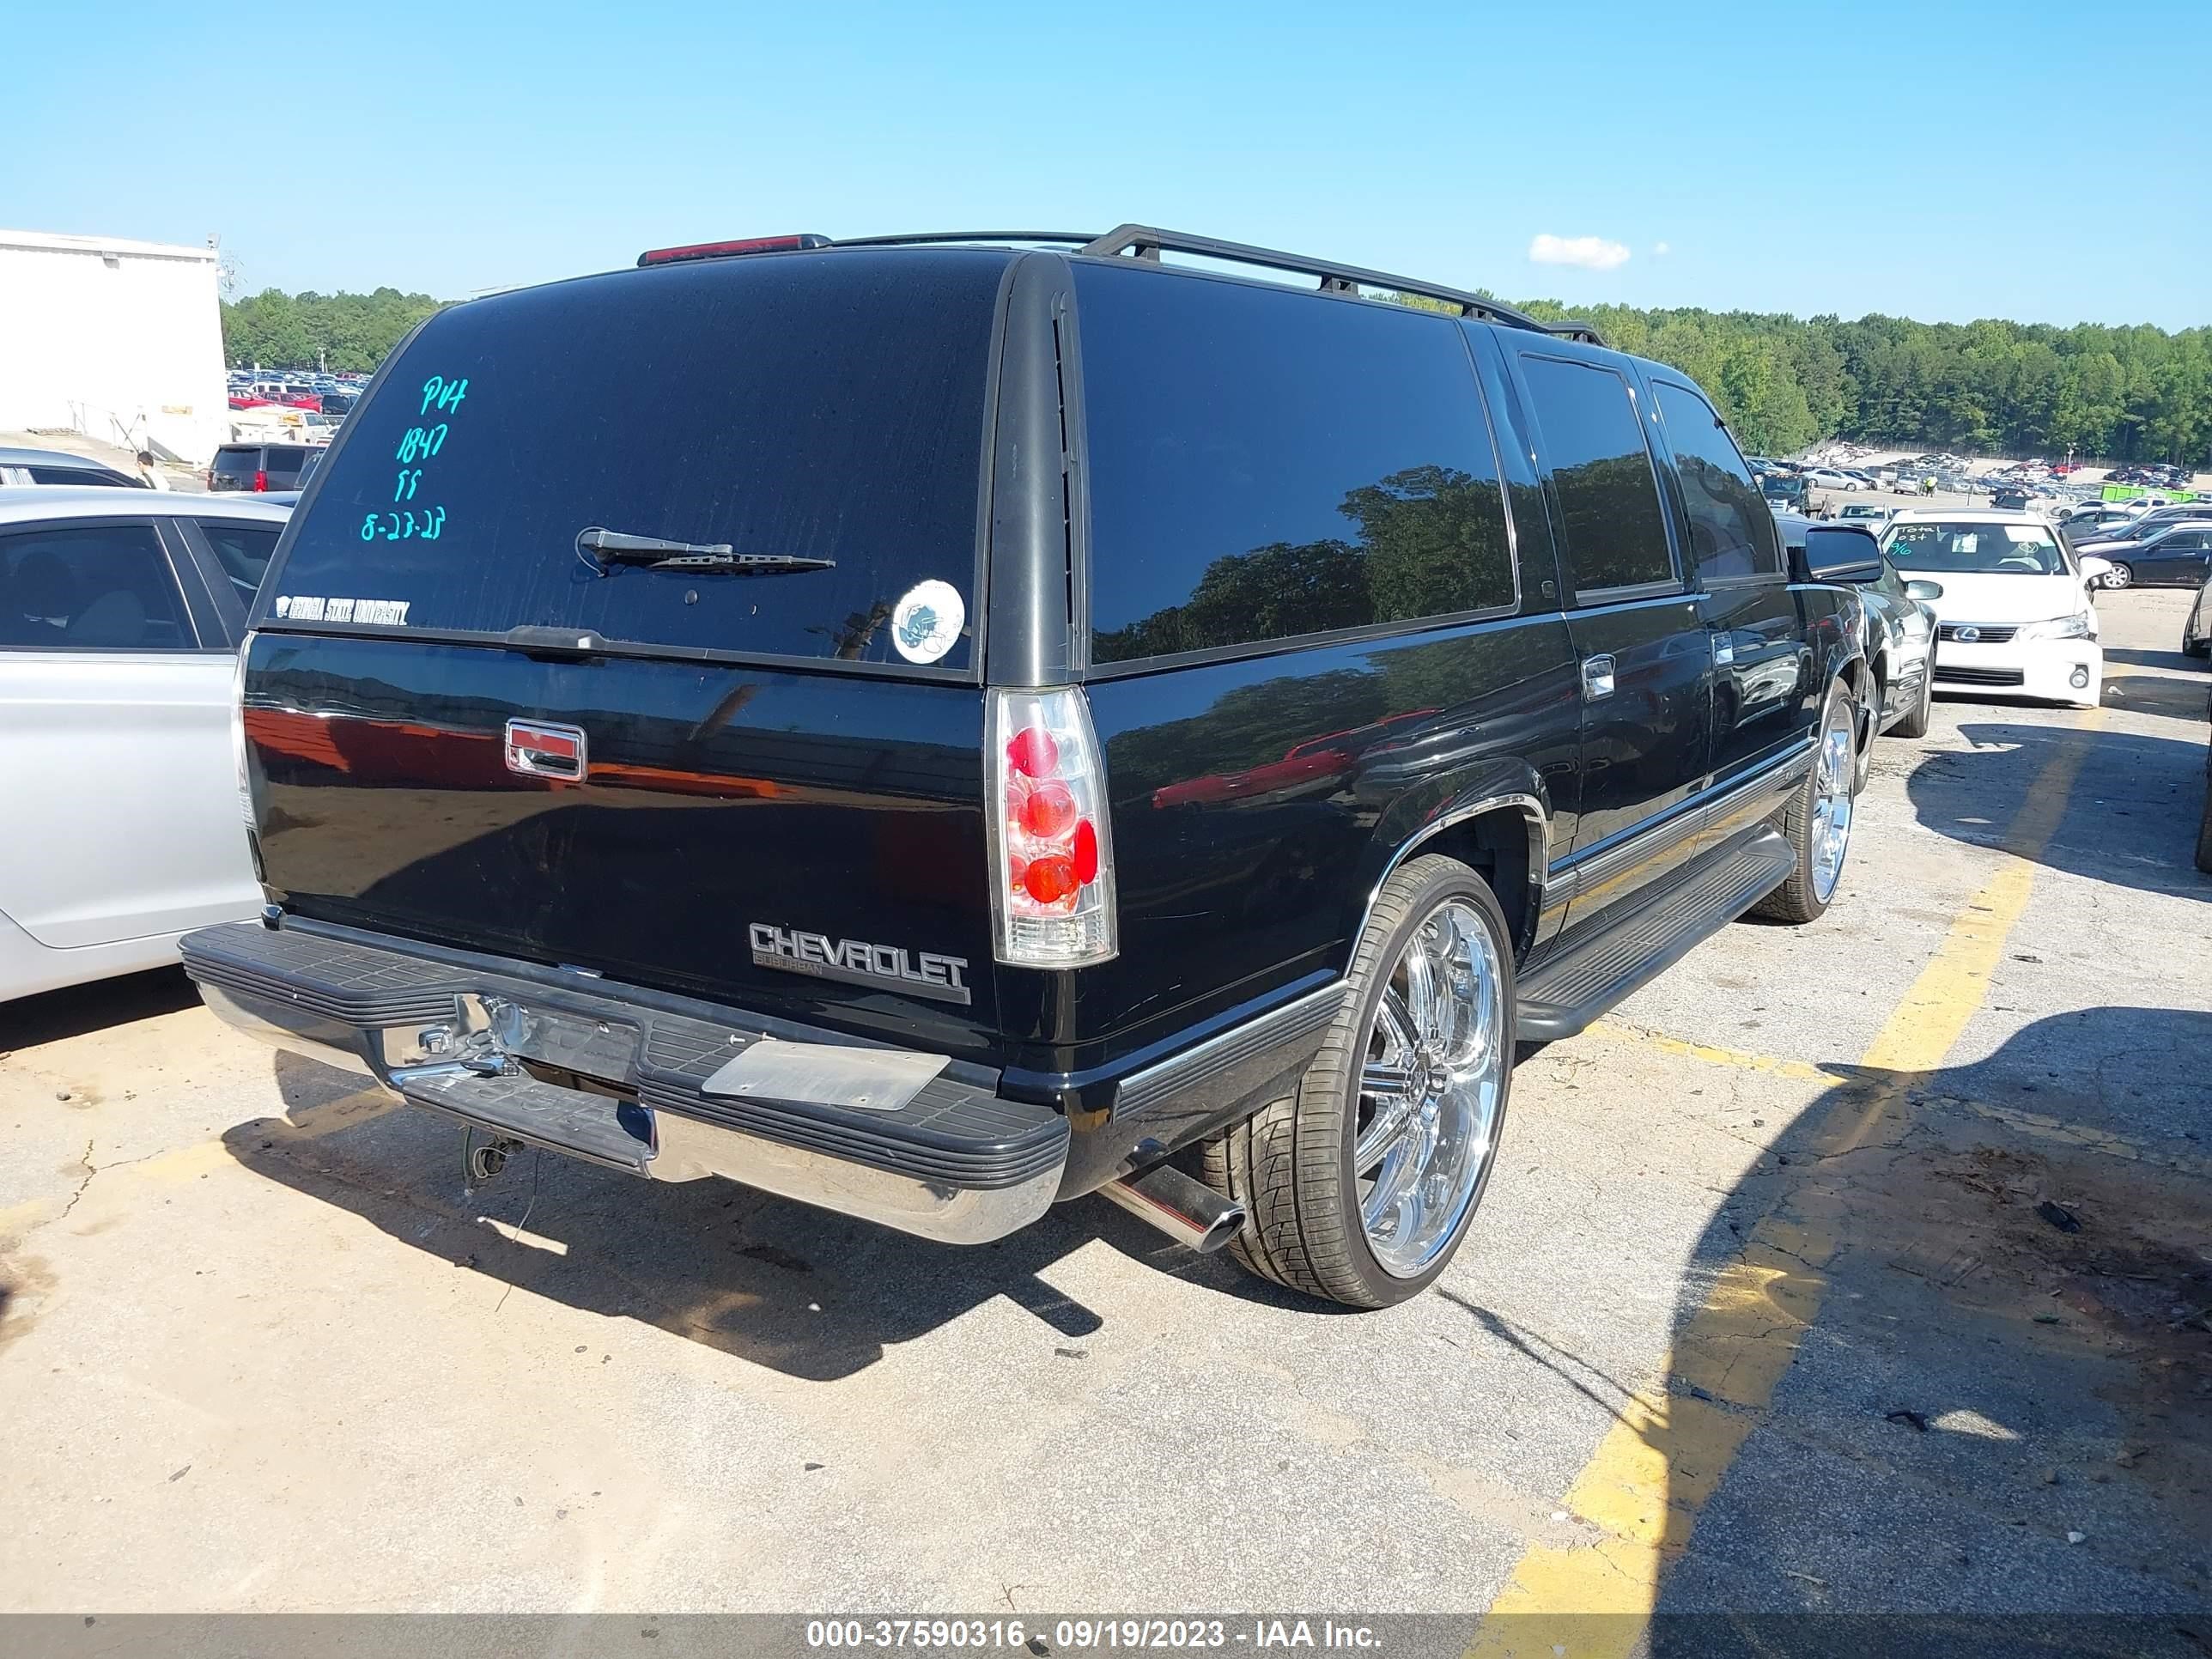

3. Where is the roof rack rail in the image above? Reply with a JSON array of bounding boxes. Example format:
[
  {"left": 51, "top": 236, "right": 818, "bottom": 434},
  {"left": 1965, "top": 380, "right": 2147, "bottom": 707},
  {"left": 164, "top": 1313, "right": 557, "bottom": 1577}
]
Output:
[
  {"left": 1074, "top": 224, "right": 1607, "bottom": 347},
  {"left": 830, "top": 230, "right": 1098, "bottom": 250}
]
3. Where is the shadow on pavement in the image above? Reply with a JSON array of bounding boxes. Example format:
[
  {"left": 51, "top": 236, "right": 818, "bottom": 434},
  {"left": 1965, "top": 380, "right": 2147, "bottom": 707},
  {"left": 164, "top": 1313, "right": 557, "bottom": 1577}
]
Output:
[
  {"left": 0, "top": 966, "right": 198, "bottom": 1052},
  {"left": 1639, "top": 1006, "right": 2212, "bottom": 1644},
  {"left": 2102, "top": 672, "right": 2212, "bottom": 726},
  {"left": 222, "top": 1050, "right": 1315, "bottom": 1380},
  {"left": 1908, "top": 720, "right": 2209, "bottom": 900},
  {"left": 2103, "top": 647, "right": 2196, "bottom": 672}
]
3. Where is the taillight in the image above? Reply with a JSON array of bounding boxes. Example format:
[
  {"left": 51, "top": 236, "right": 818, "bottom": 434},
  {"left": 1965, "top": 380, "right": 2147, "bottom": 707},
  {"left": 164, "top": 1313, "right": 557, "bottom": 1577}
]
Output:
[
  {"left": 253, "top": 470, "right": 268, "bottom": 491},
  {"left": 988, "top": 687, "right": 1117, "bottom": 967}
]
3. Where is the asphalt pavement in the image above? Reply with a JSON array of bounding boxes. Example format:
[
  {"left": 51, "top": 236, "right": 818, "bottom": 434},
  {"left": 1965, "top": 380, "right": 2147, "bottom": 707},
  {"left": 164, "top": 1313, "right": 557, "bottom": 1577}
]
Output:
[{"left": 1, "top": 590, "right": 2206, "bottom": 1627}]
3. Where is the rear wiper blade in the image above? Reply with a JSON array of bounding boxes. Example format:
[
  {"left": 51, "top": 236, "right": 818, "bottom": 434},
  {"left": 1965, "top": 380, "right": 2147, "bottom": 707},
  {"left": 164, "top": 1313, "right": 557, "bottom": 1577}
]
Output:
[
  {"left": 644, "top": 550, "right": 837, "bottom": 573},
  {"left": 577, "top": 526, "right": 835, "bottom": 574}
]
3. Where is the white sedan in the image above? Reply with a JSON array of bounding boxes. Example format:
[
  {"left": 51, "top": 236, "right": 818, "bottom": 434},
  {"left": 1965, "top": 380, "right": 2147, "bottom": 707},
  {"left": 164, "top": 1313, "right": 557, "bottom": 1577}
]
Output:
[
  {"left": 0, "top": 488, "right": 289, "bottom": 1000},
  {"left": 1801, "top": 468, "right": 1864, "bottom": 492},
  {"left": 1878, "top": 509, "right": 2104, "bottom": 709}
]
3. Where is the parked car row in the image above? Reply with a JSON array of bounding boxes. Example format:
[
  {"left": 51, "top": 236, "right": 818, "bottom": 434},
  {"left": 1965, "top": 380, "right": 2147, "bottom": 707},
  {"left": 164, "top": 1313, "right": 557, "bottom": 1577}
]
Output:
[
  {"left": 227, "top": 369, "right": 364, "bottom": 418},
  {"left": 2106, "top": 463, "right": 2194, "bottom": 491}
]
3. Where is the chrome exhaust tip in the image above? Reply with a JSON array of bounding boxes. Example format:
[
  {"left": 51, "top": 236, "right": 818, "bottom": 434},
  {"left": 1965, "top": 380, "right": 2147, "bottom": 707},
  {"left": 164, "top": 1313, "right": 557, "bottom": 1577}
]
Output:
[{"left": 1099, "top": 1164, "right": 1245, "bottom": 1255}]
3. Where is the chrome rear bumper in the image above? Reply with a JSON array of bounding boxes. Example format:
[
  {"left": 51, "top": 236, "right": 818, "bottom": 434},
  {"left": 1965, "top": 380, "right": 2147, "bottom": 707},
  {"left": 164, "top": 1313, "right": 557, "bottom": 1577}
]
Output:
[{"left": 183, "top": 921, "right": 1066, "bottom": 1246}]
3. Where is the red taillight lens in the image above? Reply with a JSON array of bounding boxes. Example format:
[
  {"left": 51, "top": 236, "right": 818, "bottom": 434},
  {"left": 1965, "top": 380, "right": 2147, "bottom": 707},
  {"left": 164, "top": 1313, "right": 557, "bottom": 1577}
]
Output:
[
  {"left": 1024, "top": 855, "right": 1079, "bottom": 904},
  {"left": 1006, "top": 726, "right": 1059, "bottom": 778},
  {"left": 988, "top": 688, "right": 1117, "bottom": 967},
  {"left": 1018, "top": 781, "right": 1077, "bottom": 839},
  {"left": 636, "top": 234, "right": 831, "bottom": 267},
  {"left": 253, "top": 470, "right": 268, "bottom": 491}
]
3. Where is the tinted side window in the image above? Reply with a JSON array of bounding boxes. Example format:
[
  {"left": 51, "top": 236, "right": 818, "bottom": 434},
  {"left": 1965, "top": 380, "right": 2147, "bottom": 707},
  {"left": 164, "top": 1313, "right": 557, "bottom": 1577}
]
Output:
[
  {"left": 1653, "top": 380, "right": 1782, "bottom": 580},
  {"left": 0, "top": 523, "right": 194, "bottom": 651},
  {"left": 197, "top": 520, "right": 283, "bottom": 605},
  {"left": 1517, "top": 356, "right": 1675, "bottom": 594},
  {"left": 266, "top": 447, "right": 309, "bottom": 470},
  {"left": 1077, "top": 264, "right": 1513, "bottom": 665},
  {"left": 27, "top": 465, "right": 136, "bottom": 488}
]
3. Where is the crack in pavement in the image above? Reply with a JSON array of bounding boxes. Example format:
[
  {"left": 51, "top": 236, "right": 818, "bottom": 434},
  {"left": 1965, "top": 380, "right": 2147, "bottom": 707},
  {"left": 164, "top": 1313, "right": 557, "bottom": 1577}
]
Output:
[{"left": 50, "top": 1139, "right": 97, "bottom": 1225}]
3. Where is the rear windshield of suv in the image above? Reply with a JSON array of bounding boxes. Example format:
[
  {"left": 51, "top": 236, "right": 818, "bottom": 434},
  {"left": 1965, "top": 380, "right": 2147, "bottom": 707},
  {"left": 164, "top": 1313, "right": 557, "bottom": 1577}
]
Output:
[
  {"left": 211, "top": 448, "right": 261, "bottom": 481},
  {"left": 266, "top": 248, "right": 1008, "bottom": 671}
]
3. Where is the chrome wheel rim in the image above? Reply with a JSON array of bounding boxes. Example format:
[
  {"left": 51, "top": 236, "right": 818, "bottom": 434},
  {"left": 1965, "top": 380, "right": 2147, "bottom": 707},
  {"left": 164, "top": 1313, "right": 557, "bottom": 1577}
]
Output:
[
  {"left": 1810, "top": 715, "right": 1856, "bottom": 903},
  {"left": 1354, "top": 898, "right": 1507, "bottom": 1279},
  {"left": 2106, "top": 565, "right": 2130, "bottom": 589}
]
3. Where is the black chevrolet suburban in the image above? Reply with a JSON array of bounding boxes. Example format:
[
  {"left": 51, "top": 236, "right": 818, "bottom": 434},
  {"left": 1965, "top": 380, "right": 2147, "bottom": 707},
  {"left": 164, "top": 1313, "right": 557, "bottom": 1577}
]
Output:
[{"left": 182, "top": 225, "right": 1870, "bottom": 1309}]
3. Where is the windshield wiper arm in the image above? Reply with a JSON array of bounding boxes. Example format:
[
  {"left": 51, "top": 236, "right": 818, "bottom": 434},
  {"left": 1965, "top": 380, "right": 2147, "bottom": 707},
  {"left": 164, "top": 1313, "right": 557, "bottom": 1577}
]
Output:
[{"left": 576, "top": 526, "right": 835, "bottom": 574}]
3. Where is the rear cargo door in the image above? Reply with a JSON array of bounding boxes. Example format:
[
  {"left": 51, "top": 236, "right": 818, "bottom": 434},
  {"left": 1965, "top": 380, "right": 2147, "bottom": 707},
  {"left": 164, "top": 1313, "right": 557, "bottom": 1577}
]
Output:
[{"left": 245, "top": 248, "right": 1018, "bottom": 1055}]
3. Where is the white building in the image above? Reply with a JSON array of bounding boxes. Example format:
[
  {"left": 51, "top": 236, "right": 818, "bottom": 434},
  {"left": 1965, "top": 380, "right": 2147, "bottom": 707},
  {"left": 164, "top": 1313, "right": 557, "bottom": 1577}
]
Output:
[{"left": 0, "top": 228, "right": 229, "bottom": 466}]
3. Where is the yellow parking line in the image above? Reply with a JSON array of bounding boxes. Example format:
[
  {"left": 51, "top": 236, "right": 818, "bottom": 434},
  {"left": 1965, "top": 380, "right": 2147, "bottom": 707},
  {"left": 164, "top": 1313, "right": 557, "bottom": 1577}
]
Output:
[
  {"left": 1581, "top": 1018, "right": 2203, "bottom": 1177},
  {"left": 1470, "top": 708, "right": 2104, "bottom": 1656},
  {"left": 1583, "top": 1021, "right": 1839, "bottom": 1085}
]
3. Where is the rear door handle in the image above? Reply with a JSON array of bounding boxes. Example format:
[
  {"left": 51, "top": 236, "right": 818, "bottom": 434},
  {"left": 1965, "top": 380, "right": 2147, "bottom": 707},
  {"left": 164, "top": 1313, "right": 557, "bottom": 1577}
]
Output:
[{"left": 1581, "top": 654, "right": 1616, "bottom": 701}]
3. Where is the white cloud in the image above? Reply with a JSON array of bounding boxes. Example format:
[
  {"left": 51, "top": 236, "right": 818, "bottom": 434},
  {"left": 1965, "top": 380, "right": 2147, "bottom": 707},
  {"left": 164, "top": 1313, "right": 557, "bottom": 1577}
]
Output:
[
  {"left": 1652, "top": 240, "right": 1671, "bottom": 257},
  {"left": 1528, "top": 233, "right": 1631, "bottom": 271}
]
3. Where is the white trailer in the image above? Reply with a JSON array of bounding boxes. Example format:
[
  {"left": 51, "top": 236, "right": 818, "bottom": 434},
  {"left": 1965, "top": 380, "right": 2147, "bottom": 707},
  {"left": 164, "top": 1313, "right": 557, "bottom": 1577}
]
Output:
[{"left": 0, "top": 228, "right": 228, "bottom": 466}]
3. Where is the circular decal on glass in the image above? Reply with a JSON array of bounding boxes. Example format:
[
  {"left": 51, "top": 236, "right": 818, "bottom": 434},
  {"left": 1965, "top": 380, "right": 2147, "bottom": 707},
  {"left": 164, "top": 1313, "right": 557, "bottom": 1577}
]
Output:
[{"left": 890, "top": 580, "right": 964, "bottom": 664}]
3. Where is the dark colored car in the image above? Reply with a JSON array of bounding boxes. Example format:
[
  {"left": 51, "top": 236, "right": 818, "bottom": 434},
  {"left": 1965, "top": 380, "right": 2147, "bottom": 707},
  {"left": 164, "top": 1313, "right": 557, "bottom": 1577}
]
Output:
[
  {"left": 179, "top": 225, "right": 1869, "bottom": 1309},
  {"left": 1776, "top": 514, "right": 1937, "bottom": 765},
  {"left": 2185, "top": 570, "right": 2211, "bottom": 660},
  {"left": 2094, "top": 524, "right": 2212, "bottom": 590},
  {"left": 207, "top": 443, "right": 321, "bottom": 493},
  {"left": 1759, "top": 471, "right": 1806, "bottom": 509}
]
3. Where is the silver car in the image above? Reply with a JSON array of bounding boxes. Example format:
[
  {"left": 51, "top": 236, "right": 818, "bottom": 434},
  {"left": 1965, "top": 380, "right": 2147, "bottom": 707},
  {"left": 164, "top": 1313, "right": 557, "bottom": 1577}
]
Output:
[
  {"left": 0, "top": 487, "right": 290, "bottom": 1000},
  {"left": 0, "top": 444, "right": 150, "bottom": 489}
]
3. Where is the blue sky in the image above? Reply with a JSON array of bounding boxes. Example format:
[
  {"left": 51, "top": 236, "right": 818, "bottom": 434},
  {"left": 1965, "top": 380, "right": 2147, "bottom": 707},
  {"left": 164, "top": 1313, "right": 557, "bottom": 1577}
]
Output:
[{"left": 9, "top": 0, "right": 2208, "bottom": 328}]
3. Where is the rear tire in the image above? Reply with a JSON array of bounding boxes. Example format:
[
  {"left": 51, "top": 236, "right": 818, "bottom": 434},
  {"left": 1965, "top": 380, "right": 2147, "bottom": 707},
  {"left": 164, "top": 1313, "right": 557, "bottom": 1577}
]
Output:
[
  {"left": 1891, "top": 668, "right": 1934, "bottom": 738},
  {"left": 1753, "top": 682, "right": 1857, "bottom": 924},
  {"left": 1200, "top": 856, "right": 1514, "bottom": 1310}
]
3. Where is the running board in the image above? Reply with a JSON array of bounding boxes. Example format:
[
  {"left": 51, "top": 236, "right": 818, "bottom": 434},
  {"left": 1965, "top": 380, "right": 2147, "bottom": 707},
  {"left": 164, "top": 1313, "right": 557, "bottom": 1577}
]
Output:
[{"left": 1516, "top": 829, "right": 1795, "bottom": 1042}]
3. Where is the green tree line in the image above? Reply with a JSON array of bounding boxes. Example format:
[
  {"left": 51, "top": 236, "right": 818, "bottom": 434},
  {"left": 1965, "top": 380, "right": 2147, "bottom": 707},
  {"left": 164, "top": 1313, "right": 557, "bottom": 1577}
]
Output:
[
  {"left": 1502, "top": 299, "right": 2212, "bottom": 466},
  {"left": 221, "top": 288, "right": 446, "bottom": 374}
]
